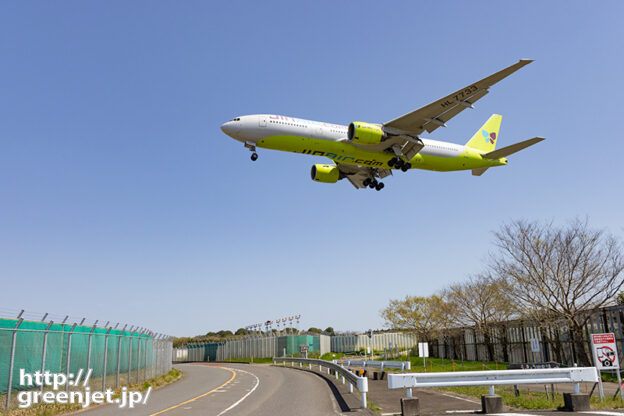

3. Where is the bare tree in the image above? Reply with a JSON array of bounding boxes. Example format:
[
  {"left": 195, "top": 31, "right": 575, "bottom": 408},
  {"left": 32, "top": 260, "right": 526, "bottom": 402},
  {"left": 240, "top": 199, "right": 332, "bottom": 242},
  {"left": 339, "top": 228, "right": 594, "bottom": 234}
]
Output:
[
  {"left": 490, "top": 219, "right": 624, "bottom": 365},
  {"left": 444, "top": 274, "right": 515, "bottom": 361},
  {"left": 380, "top": 295, "right": 443, "bottom": 341}
]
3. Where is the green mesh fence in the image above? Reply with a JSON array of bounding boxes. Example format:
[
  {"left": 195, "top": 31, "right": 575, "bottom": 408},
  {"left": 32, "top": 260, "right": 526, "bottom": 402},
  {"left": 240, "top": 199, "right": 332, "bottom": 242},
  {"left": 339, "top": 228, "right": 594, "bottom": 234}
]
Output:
[
  {"left": 278, "top": 335, "right": 318, "bottom": 355},
  {"left": 0, "top": 318, "right": 158, "bottom": 394}
]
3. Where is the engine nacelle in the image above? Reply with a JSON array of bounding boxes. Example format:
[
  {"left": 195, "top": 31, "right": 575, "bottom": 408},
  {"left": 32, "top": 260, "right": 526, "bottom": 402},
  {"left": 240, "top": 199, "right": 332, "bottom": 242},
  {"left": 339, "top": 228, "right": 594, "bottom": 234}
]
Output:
[
  {"left": 310, "top": 164, "right": 339, "bottom": 183},
  {"left": 348, "top": 122, "right": 385, "bottom": 145}
]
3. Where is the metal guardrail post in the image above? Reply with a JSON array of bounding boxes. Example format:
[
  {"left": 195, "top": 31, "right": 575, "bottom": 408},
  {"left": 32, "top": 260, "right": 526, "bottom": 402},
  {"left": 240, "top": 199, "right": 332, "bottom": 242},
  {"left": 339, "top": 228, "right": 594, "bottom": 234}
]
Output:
[
  {"left": 403, "top": 361, "right": 413, "bottom": 399},
  {"left": 5, "top": 317, "right": 23, "bottom": 413}
]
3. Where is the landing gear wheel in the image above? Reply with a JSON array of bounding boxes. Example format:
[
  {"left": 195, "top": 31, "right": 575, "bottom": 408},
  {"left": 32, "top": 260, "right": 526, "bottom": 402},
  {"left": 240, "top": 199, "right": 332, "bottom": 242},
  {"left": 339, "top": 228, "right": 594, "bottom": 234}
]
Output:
[
  {"left": 395, "top": 159, "right": 404, "bottom": 169},
  {"left": 363, "top": 178, "right": 371, "bottom": 187},
  {"left": 250, "top": 152, "right": 258, "bottom": 161},
  {"left": 401, "top": 163, "right": 410, "bottom": 172},
  {"left": 388, "top": 158, "right": 397, "bottom": 168},
  {"left": 368, "top": 179, "right": 378, "bottom": 189},
  {"left": 375, "top": 182, "right": 384, "bottom": 191}
]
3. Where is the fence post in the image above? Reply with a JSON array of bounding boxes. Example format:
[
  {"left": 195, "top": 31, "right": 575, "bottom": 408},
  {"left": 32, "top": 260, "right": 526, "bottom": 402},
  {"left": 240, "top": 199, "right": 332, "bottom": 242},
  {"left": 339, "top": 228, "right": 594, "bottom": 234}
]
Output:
[
  {"left": 102, "top": 327, "right": 112, "bottom": 391},
  {"left": 116, "top": 324, "right": 127, "bottom": 388},
  {"left": 65, "top": 323, "right": 78, "bottom": 393},
  {"left": 40, "top": 320, "right": 53, "bottom": 394},
  {"left": 86, "top": 321, "right": 99, "bottom": 376},
  {"left": 136, "top": 331, "right": 142, "bottom": 384},
  {"left": 128, "top": 328, "right": 134, "bottom": 384},
  {"left": 143, "top": 331, "right": 149, "bottom": 382},
  {"left": 5, "top": 316, "right": 24, "bottom": 413}
]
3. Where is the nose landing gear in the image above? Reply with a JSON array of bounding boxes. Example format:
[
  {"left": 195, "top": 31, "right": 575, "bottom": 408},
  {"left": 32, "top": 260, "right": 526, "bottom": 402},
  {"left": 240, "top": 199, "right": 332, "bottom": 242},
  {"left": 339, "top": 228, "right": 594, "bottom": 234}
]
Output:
[{"left": 244, "top": 141, "right": 258, "bottom": 161}]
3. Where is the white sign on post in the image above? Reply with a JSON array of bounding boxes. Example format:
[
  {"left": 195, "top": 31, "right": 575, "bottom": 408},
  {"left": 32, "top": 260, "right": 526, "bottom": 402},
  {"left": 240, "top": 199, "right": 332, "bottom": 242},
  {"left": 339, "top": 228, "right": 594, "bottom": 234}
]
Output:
[
  {"left": 591, "top": 333, "right": 619, "bottom": 369},
  {"left": 530, "top": 338, "right": 541, "bottom": 353},
  {"left": 418, "top": 342, "right": 429, "bottom": 358}
]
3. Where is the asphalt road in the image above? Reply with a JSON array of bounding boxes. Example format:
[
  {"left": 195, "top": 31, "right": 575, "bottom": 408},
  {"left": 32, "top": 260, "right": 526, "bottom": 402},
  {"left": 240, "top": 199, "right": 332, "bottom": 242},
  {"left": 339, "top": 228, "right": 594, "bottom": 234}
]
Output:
[
  {"left": 81, "top": 363, "right": 349, "bottom": 416},
  {"left": 79, "top": 363, "right": 624, "bottom": 416}
]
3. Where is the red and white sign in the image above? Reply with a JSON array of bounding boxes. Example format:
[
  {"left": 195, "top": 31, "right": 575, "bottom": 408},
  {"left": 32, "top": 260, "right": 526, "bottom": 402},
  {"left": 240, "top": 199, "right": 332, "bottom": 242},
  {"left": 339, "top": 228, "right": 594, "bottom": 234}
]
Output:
[{"left": 591, "top": 333, "right": 619, "bottom": 369}]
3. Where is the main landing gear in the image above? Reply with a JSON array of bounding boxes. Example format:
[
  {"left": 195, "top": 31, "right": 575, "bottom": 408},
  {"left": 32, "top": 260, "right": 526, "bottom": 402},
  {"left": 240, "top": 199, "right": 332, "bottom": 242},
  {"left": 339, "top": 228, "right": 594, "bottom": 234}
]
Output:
[
  {"left": 387, "top": 157, "right": 411, "bottom": 172},
  {"left": 363, "top": 178, "right": 385, "bottom": 191},
  {"left": 245, "top": 141, "right": 258, "bottom": 161}
]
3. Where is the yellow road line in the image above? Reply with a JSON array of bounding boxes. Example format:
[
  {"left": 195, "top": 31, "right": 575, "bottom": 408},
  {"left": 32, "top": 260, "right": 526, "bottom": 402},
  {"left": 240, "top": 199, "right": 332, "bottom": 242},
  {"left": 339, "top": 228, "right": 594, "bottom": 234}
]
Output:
[{"left": 150, "top": 367, "right": 236, "bottom": 416}]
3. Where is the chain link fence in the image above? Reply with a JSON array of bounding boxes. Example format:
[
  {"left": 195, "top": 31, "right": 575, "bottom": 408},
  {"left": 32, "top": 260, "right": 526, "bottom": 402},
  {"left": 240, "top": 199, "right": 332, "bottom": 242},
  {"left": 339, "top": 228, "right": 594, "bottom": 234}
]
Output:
[
  {"left": 331, "top": 332, "right": 418, "bottom": 353},
  {"left": 174, "top": 333, "right": 418, "bottom": 362},
  {"left": 0, "top": 310, "right": 173, "bottom": 412},
  {"left": 174, "top": 335, "right": 331, "bottom": 362}
]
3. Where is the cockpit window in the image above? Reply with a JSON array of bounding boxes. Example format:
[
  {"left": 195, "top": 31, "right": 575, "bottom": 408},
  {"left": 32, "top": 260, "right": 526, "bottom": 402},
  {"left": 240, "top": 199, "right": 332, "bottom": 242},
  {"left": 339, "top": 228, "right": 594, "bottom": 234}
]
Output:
[{"left": 232, "top": 118, "right": 240, "bottom": 121}]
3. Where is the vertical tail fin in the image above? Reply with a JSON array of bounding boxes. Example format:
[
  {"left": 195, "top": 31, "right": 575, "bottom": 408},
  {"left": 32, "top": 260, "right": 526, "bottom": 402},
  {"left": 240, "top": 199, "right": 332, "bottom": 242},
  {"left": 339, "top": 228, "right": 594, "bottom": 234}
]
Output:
[{"left": 465, "top": 114, "right": 502, "bottom": 153}]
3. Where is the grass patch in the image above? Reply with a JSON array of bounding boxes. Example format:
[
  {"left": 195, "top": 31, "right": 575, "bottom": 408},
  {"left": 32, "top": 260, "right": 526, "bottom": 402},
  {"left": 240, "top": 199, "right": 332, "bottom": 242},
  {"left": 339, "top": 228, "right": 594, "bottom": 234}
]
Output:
[
  {"left": 379, "top": 355, "right": 507, "bottom": 372},
  {"left": 440, "top": 385, "right": 624, "bottom": 410},
  {"left": 1, "top": 368, "right": 181, "bottom": 415}
]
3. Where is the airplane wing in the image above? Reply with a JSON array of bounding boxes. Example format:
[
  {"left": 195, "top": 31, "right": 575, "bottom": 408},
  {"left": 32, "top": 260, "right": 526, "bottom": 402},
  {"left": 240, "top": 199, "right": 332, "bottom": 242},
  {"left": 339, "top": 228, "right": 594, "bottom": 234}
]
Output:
[
  {"left": 383, "top": 59, "right": 533, "bottom": 135},
  {"left": 337, "top": 163, "right": 392, "bottom": 189}
]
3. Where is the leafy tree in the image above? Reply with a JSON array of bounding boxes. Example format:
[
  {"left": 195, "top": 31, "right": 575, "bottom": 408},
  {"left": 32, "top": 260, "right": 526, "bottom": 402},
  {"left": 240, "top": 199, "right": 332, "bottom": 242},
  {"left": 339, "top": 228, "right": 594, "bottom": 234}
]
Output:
[
  {"left": 324, "top": 327, "right": 335, "bottom": 335},
  {"left": 380, "top": 295, "right": 444, "bottom": 341},
  {"left": 490, "top": 219, "right": 624, "bottom": 365},
  {"left": 617, "top": 291, "right": 624, "bottom": 306},
  {"left": 235, "top": 328, "right": 248, "bottom": 336},
  {"left": 307, "top": 327, "right": 322, "bottom": 333}
]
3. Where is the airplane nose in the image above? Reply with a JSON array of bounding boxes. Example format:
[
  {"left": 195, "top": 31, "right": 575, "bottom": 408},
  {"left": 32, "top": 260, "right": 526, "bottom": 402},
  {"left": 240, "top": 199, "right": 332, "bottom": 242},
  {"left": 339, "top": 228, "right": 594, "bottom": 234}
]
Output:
[
  {"left": 220, "top": 122, "right": 232, "bottom": 134},
  {"left": 220, "top": 121, "right": 240, "bottom": 138}
]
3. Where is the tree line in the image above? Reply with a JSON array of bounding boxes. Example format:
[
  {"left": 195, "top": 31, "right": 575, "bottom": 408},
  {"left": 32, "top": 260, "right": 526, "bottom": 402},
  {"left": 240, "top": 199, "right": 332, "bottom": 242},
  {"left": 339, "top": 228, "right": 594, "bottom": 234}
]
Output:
[
  {"left": 381, "top": 219, "right": 624, "bottom": 366},
  {"left": 174, "top": 327, "right": 337, "bottom": 348}
]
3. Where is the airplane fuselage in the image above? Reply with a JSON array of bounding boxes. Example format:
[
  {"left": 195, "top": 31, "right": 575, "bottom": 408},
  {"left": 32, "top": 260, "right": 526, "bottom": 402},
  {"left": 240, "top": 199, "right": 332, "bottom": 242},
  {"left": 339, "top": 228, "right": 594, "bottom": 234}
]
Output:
[{"left": 221, "top": 114, "right": 506, "bottom": 172}]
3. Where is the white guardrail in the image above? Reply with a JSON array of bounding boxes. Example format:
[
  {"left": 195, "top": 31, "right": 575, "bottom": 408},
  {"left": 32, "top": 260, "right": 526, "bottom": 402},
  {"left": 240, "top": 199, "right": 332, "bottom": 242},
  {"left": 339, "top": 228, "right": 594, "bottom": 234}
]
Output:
[
  {"left": 333, "top": 359, "right": 411, "bottom": 372},
  {"left": 273, "top": 357, "right": 369, "bottom": 408},
  {"left": 388, "top": 367, "right": 600, "bottom": 396}
]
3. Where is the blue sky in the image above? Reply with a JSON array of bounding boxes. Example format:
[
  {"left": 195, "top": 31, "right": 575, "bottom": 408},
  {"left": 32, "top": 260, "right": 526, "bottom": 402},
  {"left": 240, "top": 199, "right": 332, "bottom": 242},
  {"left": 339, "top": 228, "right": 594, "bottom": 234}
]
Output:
[{"left": 1, "top": 1, "right": 623, "bottom": 337}]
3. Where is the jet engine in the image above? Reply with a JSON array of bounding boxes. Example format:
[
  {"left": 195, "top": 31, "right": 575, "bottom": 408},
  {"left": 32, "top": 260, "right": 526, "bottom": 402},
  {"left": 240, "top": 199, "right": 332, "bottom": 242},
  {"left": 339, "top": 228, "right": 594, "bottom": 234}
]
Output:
[
  {"left": 347, "top": 122, "right": 386, "bottom": 145},
  {"left": 310, "top": 164, "right": 339, "bottom": 183}
]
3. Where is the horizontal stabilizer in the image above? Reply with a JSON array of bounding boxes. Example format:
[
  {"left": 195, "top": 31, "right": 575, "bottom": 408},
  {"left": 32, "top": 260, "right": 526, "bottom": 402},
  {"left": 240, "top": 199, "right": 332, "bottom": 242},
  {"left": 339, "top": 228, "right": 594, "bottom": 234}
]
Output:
[
  {"left": 483, "top": 137, "right": 545, "bottom": 159},
  {"left": 472, "top": 167, "right": 489, "bottom": 176}
]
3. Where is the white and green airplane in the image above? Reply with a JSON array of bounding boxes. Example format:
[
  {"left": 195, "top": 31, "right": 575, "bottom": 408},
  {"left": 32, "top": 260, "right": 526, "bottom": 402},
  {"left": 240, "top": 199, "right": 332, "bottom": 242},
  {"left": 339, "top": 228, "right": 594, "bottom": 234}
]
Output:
[{"left": 221, "top": 59, "right": 544, "bottom": 190}]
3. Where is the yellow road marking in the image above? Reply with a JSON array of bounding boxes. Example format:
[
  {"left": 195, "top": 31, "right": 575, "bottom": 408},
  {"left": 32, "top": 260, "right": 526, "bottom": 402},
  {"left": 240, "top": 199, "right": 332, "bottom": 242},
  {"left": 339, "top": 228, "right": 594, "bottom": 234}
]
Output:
[{"left": 150, "top": 367, "right": 236, "bottom": 416}]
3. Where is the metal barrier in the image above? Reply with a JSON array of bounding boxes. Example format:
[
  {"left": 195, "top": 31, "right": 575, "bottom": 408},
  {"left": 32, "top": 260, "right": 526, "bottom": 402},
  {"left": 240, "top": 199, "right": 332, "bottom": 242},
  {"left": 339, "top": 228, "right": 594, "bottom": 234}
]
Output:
[
  {"left": 388, "top": 367, "right": 600, "bottom": 395},
  {"left": 333, "top": 359, "right": 411, "bottom": 371},
  {"left": 273, "top": 357, "right": 369, "bottom": 408},
  {"left": 334, "top": 359, "right": 414, "bottom": 399}
]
